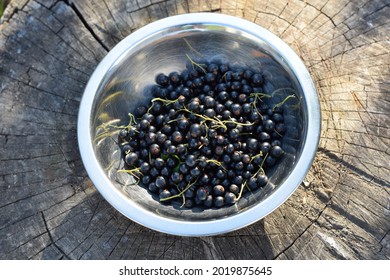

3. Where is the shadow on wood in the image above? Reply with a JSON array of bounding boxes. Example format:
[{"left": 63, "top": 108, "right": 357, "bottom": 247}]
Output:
[{"left": 40, "top": 190, "right": 273, "bottom": 259}]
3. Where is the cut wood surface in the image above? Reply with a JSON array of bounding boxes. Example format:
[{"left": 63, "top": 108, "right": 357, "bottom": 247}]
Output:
[{"left": 0, "top": 0, "right": 389, "bottom": 259}]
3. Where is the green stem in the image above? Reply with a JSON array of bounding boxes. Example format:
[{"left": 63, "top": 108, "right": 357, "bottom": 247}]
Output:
[
  {"left": 117, "top": 168, "right": 142, "bottom": 180},
  {"left": 252, "top": 153, "right": 269, "bottom": 179},
  {"left": 151, "top": 97, "right": 179, "bottom": 105},
  {"left": 237, "top": 181, "right": 247, "bottom": 201},
  {"left": 250, "top": 151, "right": 264, "bottom": 163},
  {"left": 270, "top": 87, "right": 298, "bottom": 97},
  {"left": 250, "top": 93, "right": 271, "bottom": 119},
  {"left": 94, "top": 130, "right": 120, "bottom": 143},
  {"left": 249, "top": 92, "right": 272, "bottom": 99},
  {"left": 185, "top": 54, "right": 207, "bottom": 74},
  {"left": 223, "top": 118, "right": 255, "bottom": 127},
  {"left": 182, "top": 107, "right": 227, "bottom": 130},
  {"left": 160, "top": 180, "right": 198, "bottom": 202},
  {"left": 206, "top": 159, "right": 227, "bottom": 171},
  {"left": 290, "top": 96, "right": 303, "bottom": 113},
  {"left": 183, "top": 38, "right": 204, "bottom": 57},
  {"left": 272, "top": 94, "right": 296, "bottom": 112},
  {"left": 147, "top": 97, "right": 179, "bottom": 113}
]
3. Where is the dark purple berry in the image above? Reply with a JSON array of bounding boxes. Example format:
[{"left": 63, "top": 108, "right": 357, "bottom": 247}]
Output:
[
  {"left": 154, "top": 158, "right": 165, "bottom": 169},
  {"left": 190, "top": 123, "right": 202, "bottom": 138},
  {"left": 203, "top": 195, "right": 213, "bottom": 208},
  {"left": 204, "top": 108, "right": 216, "bottom": 118},
  {"left": 261, "top": 142, "right": 272, "bottom": 154},
  {"left": 149, "top": 144, "right": 160, "bottom": 157},
  {"left": 256, "top": 173, "right": 268, "bottom": 187},
  {"left": 224, "top": 192, "right": 237, "bottom": 205},
  {"left": 233, "top": 175, "right": 243, "bottom": 186},
  {"left": 251, "top": 73, "right": 263, "bottom": 86},
  {"left": 263, "top": 119, "right": 275, "bottom": 132},
  {"left": 247, "top": 138, "right": 258, "bottom": 151},
  {"left": 171, "top": 131, "right": 183, "bottom": 143},
  {"left": 229, "top": 184, "right": 239, "bottom": 195},
  {"left": 156, "top": 73, "right": 169, "bottom": 86},
  {"left": 196, "top": 187, "right": 208, "bottom": 201},
  {"left": 248, "top": 177, "right": 258, "bottom": 190},
  {"left": 188, "top": 98, "right": 200, "bottom": 111},
  {"left": 148, "top": 182, "right": 158, "bottom": 193},
  {"left": 214, "top": 196, "right": 224, "bottom": 208},
  {"left": 213, "top": 185, "right": 225, "bottom": 196},
  {"left": 155, "top": 176, "right": 167, "bottom": 189},
  {"left": 230, "top": 103, "right": 242, "bottom": 116},
  {"left": 169, "top": 71, "right": 181, "bottom": 84},
  {"left": 185, "top": 154, "right": 197, "bottom": 167},
  {"left": 184, "top": 199, "right": 195, "bottom": 208},
  {"left": 125, "top": 152, "right": 138, "bottom": 166},
  {"left": 271, "top": 145, "right": 284, "bottom": 158},
  {"left": 142, "top": 175, "right": 151, "bottom": 185},
  {"left": 159, "top": 189, "right": 171, "bottom": 200}
]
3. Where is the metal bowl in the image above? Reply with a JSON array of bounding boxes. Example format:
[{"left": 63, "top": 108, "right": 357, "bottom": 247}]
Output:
[{"left": 77, "top": 13, "right": 321, "bottom": 236}]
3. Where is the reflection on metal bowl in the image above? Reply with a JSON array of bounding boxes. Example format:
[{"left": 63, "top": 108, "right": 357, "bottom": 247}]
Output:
[{"left": 78, "top": 13, "right": 321, "bottom": 236}]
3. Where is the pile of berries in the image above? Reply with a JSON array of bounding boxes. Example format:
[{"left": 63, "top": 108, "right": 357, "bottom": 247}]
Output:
[{"left": 118, "top": 59, "right": 288, "bottom": 209}]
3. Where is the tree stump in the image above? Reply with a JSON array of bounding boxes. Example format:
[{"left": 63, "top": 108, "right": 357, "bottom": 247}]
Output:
[{"left": 0, "top": 0, "right": 389, "bottom": 260}]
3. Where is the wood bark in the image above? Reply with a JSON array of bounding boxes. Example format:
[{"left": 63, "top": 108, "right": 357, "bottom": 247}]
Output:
[{"left": 0, "top": 0, "right": 389, "bottom": 259}]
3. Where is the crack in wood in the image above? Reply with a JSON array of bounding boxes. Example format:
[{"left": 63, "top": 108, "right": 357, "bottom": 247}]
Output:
[
  {"left": 62, "top": 0, "right": 110, "bottom": 52},
  {"left": 378, "top": 228, "right": 390, "bottom": 252},
  {"left": 106, "top": 222, "right": 132, "bottom": 259},
  {"left": 0, "top": 0, "right": 29, "bottom": 23},
  {"left": 272, "top": 203, "right": 330, "bottom": 259},
  {"left": 40, "top": 211, "right": 69, "bottom": 259}
]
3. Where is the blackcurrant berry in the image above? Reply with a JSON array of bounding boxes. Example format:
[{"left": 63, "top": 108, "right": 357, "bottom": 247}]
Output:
[{"left": 156, "top": 73, "right": 169, "bottom": 86}]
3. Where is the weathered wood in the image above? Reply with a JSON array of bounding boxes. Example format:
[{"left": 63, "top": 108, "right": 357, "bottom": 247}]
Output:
[{"left": 0, "top": 0, "right": 389, "bottom": 259}]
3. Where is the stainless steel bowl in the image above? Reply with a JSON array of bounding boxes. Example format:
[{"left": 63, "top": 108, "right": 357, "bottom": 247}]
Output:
[{"left": 78, "top": 13, "right": 321, "bottom": 236}]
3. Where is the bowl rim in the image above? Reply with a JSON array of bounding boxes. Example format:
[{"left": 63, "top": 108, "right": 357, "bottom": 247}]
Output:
[{"left": 77, "top": 12, "right": 321, "bottom": 236}]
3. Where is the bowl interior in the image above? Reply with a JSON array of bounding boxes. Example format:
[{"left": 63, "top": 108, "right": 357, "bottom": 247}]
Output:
[{"left": 90, "top": 23, "right": 306, "bottom": 222}]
